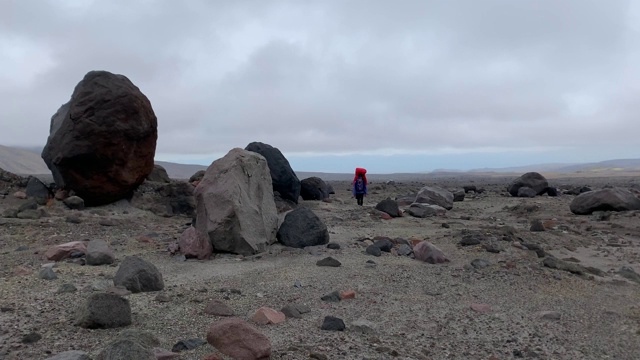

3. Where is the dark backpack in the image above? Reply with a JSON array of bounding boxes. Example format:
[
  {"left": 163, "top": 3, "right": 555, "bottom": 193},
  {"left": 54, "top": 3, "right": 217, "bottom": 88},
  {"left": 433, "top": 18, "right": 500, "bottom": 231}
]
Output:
[{"left": 355, "top": 178, "right": 364, "bottom": 192}]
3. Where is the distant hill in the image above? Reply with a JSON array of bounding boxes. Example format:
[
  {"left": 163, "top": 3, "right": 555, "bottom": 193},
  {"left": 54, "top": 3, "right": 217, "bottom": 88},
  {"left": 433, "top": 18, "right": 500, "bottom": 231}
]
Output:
[
  {"left": 0, "top": 145, "right": 50, "bottom": 175},
  {"left": 1, "top": 144, "right": 638, "bottom": 179}
]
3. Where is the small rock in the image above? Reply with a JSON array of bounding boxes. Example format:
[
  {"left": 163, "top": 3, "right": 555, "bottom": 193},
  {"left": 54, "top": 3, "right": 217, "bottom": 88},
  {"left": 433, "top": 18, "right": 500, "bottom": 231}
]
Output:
[
  {"left": 56, "top": 283, "right": 78, "bottom": 294},
  {"left": 326, "top": 243, "right": 340, "bottom": 250},
  {"left": 310, "top": 352, "right": 328, "bottom": 360},
  {"left": 539, "top": 311, "right": 561, "bottom": 320},
  {"left": 321, "top": 316, "right": 346, "bottom": 331},
  {"left": 21, "top": 332, "right": 42, "bottom": 343},
  {"left": 204, "top": 299, "right": 234, "bottom": 316},
  {"left": 397, "top": 244, "right": 412, "bottom": 256},
  {"left": 366, "top": 245, "right": 382, "bottom": 257},
  {"left": 618, "top": 266, "right": 640, "bottom": 283},
  {"left": 316, "top": 257, "right": 342, "bottom": 267},
  {"left": 530, "top": 219, "right": 545, "bottom": 232},
  {"left": 470, "top": 303, "right": 491, "bottom": 313},
  {"left": 155, "top": 293, "right": 172, "bottom": 302},
  {"left": 351, "top": 319, "right": 377, "bottom": 334},
  {"left": 251, "top": 307, "right": 286, "bottom": 325},
  {"left": 339, "top": 290, "right": 356, "bottom": 300},
  {"left": 321, "top": 291, "right": 341, "bottom": 302},
  {"left": 281, "top": 304, "right": 302, "bottom": 319},
  {"left": 171, "top": 338, "right": 207, "bottom": 352},
  {"left": 39, "top": 267, "right": 57, "bottom": 280},
  {"left": 63, "top": 196, "right": 85, "bottom": 210},
  {"left": 207, "top": 318, "right": 272, "bottom": 359},
  {"left": 470, "top": 259, "right": 491, "bottom": 269}
]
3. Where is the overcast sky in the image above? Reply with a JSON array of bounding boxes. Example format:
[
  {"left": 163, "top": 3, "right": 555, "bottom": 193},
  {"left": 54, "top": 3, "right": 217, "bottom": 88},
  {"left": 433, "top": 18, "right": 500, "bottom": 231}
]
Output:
[{"left": 1, "top": 0, "right": 639, "bottom": 173}]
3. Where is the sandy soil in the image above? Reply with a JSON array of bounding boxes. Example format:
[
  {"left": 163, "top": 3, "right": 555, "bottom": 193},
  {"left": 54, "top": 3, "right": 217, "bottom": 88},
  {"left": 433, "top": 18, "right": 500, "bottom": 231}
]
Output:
[{"left": 1, "top": 174, "right": 639, "bottom": 360}]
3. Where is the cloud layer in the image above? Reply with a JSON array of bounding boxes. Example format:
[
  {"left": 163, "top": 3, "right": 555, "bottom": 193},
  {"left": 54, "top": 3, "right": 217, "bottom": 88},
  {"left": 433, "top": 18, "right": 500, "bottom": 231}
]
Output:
[{"left": 1, "top": 0, "right": 639, "bottom": 170}]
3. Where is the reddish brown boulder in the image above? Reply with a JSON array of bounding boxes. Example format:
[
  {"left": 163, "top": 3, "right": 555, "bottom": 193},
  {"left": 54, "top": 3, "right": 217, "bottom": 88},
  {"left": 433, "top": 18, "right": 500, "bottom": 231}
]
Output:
[
  {"left": 45, "top": 241, "right": 87, "bottom": 261},
  {"left": 413, "top": 241, "right": 449, "bottom": 264},
  {"left": 41, "top": 71, "right": 157, "bottom": 206},
  {"left": 250, "top": 307, "right": 286, "bottom": 325},
  {"left": 207, "top": 318, "right": 271, "bottom": 359},
  {"left": 178, "top": 227, "right": 212, "bottom": 260}
]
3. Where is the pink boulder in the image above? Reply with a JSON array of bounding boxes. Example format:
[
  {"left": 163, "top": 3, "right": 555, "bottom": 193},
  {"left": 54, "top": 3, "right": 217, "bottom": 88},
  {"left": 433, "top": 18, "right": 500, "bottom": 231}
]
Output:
[
  {"left": 251, "top": 307, "right": 286, "bottom": 325},
  {"left": 178, "top": 227, "right": 212, "bottom": 260},
  {"left": 413, "top": 241, "right": 449, "bottom": 264},
  {"left": 207, "top": 318, "right": 271, "bottom": 360},
  {"left": 45, "top": 241, "right": 87, "bottom": 261}
]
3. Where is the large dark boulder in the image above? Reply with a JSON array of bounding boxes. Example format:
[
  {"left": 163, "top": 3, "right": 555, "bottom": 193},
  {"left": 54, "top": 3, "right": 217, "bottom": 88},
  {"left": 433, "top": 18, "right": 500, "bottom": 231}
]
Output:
[
  {"left": 300, "top": 177, "right": 330, "bottom": 201},
  {"left": 41, "top": 71, "right": 157, "bottom": 206},
  {"left": 569, "top": 188, "right": 640, "bottom": 215},
  {"left": 507, "top": 172, "right": 548, "bottom": 197},
  {"left": 277, "top": 207, "right": 330, "bottom": 248},
  {"left": 245, "top": 142, "right": 300, "bottom": 204}
]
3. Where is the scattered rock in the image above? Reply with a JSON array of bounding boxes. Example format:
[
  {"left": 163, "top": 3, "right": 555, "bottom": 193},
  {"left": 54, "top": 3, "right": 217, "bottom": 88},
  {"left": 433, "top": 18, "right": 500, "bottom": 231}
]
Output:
[
  {"left": 57, "top": 283, "right": 78, "bottom": 294},
  {"left": 406, "top": 203, "right": 447, "bottom": 218},
  {"left": 277, "top": 207, "right": 329, "bottom": 248},
  {"left": 25, "top": 176, "right": 51, "bottom": 204},
  {"left": 366, "top": 245, "right": 382, "bottom": 257},
  {"left": 529, "top": 219, "right": 545, "bottom": 232},
  {"left": 96, "top": 339, "right": 155, "bottom": 360},
  {"left": 570, "top": 188, "right": 640, "bottom": 215},
  {"left": 45, "top": 350, "right": 91, "bottom": 360},
  {"left": 75, "top": 292, "right": 132, "bottom": 329},
  {"left": 21, "top": 332, "right": 42, "bottom": 343},
  {"left": 251, "top": 307, "right": 286, "bottom": 325},
  {"left": 471, "top": 259, "right": 491, "bottom": 269},
  {"left": 171, "top": 338, "right": 207, "bottom": 352},
  {"left": 617, "top": 266, "right": 640, "bottom": 283},
  {"left": 204, "top": 299, "right": 235, "bottom": 316},
  {"left": 46, "top": 241, "right": 87, "bottom": 261},
  {"left": 470, "top": 303, "right": 491, "bottom": 313},
  {"left": 207, "top": 318, "right": 272, "bottom": 360},
  {"left": 543, "top": 257, "right": 586, "bottom": 275},
  {"left": 86, "top": 239, "right": 115, "bottom": 266},
  {"left": 63, "top": 196, "right": 85, "bottom": 210},
  {"left": 339, "top": 290, "right": 356, "bottom": 300},
  {"left": 373, "top": 238, "right": 394, "bottom": 252},
  {"left": 539, "top": 311, "right": 562, "bottom": 320},
  {"left": 374, "top": 198, "right": 402, "bottom": 217},
  {"left": 397, "top": 244, "right": 413, "bottom": 256},
  {"left": 351, "top": 319, "right": 377, "bottom": 334},
  {"left": 300, "top": 176, "right": 330, "bottom": 201},
  {"left": 316, "top": 257, "right": 341, "bottom": 267},
  {"left": 452, "top": 190, "right": 465, "bottom": 202},
  {"left": 413, "top": 241, "right": 449, "bottom": 264},
  {"left": 459, "top": 234, "right": 483, "bottom": 246},
  {"left": 326, "top": 242, "right": 340, "bottom": 250},
  {"left": 508, "top": 172, "right": 549, "bottom": 197},
  {"left": 39, "top": 267, "right": 57, "bottom": 280},
  {"left": 115, "top": 329, "right": 161, "bottom": 349},
  {"left": 178, "top": 226, "right": 212, "bottom": 260},
  {"left": 113, "top": 256, "right": 164, "bottom": 293},
  {"left": 321, "top": 316, "right": 346, "bottom": 331},
  {"left": 415, "top": 186, "right": 454, "bottom": 210},
  {"left": 321, "top": 291, "right": 341, "bottom": 302}
]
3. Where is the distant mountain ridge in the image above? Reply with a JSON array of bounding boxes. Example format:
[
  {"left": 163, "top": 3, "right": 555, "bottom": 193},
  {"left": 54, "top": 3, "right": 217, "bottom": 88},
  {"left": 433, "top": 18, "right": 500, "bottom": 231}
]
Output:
[{"left": 1, "top": 144, "right": 638, "bottom": 179}]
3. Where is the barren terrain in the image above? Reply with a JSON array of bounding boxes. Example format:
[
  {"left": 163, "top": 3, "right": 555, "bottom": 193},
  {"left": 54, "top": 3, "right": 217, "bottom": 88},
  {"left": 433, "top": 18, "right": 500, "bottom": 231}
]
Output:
[{"left": 1, "top": 174, "right": 640, "bottom": 360}]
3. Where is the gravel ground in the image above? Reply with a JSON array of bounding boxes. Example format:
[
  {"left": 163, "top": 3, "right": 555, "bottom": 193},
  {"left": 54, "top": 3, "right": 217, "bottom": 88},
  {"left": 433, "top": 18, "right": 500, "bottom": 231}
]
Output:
[{"left": 1, "top": 174, "right": 639, "bottom": 359}]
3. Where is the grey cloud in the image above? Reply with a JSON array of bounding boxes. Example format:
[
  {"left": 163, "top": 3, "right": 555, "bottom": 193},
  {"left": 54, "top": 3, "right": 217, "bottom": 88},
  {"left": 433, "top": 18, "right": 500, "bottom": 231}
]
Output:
[{"left": 1, "top": 0, "right": 638, "bottom": 162}]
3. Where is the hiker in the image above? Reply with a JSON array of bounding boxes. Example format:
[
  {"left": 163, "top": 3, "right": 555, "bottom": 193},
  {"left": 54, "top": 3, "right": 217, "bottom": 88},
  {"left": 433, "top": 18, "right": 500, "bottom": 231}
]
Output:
[{"left": 352, "top": 174, "right": 367, "bottom": 206}]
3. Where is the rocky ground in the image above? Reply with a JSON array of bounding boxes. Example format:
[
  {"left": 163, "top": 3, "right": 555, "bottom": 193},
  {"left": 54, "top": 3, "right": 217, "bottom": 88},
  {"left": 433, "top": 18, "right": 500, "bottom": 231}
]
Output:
[{"left": 1, "top": 174, "right": 640, "bottom": 360}]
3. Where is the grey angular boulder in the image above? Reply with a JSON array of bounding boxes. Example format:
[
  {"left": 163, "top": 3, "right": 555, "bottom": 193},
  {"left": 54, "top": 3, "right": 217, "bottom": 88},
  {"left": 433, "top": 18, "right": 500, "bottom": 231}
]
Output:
[
  {"left": 195, "top": 148, "right": 278, "bottom": 255},
  {"left": 76, "top": 292, "right": 132, "bottom": 329},
  {"left": 41, "top": 70, "right": 157, "bottom": 206},
  {"left": 86, "top": 239, "right": 115, "bottom": 265},
  {"left": 277, "top": 207, "right": 329, "bottom": 248},
  {"left": 113, "top": 256, "right": 164, "bottom": 293},
  {"left": 96, "top": 339, "right": 155, "bottom": 360},
  {"left": 245, "top": 142, "right": 301, "bottom": 204},
  {"left": 415, "top": 186, "right": 454, "bottom": 210},
  {"left": 374, "top": 199, "right": 401, "bottom": 217},
  {"left": 507, "top": 172, "right": 548, "bottom": 197},
  {"left": 570, "top": 188, "right": 640, "bottom": 215},
  {"left": 300, "top": 177, "right": 330, "bottom": 201}
]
